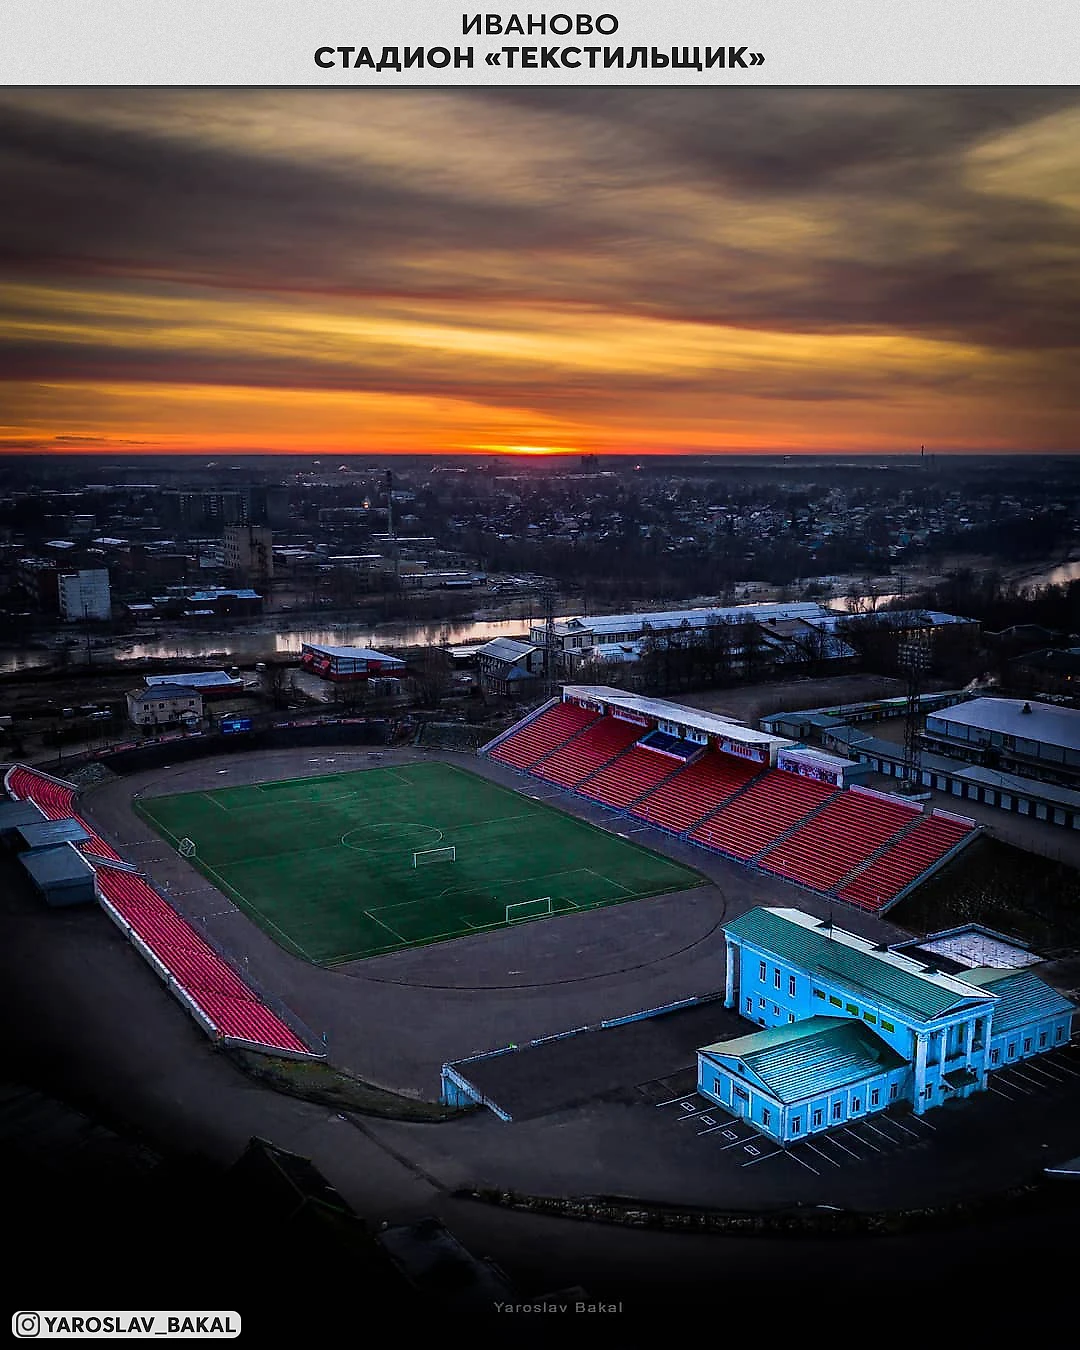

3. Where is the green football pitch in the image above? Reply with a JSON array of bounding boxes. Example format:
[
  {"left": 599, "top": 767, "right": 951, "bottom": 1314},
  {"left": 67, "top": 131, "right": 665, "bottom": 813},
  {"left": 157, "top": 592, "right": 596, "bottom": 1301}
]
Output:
[{"left": 135, "top": 761, "right": 704, "bottom": 964}]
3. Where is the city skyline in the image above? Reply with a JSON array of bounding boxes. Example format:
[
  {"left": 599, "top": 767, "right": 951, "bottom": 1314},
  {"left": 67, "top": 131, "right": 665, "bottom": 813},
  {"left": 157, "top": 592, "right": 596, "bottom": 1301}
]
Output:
[{"left": 2, "top": 88, "right": 1079, "bottom": 458}]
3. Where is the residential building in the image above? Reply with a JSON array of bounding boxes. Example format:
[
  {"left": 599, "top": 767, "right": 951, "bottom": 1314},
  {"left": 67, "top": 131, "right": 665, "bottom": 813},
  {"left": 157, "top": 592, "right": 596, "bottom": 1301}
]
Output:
[
  {"left": 223, "top": 524, "right": 274, "bottom": 583},
  {"left": 58, "top": 568, "right": 111, "bottom": 621},
  {"left": 477, "top": 637, "right": 544, "bottom": 696},
  {"left": 126, "top": 686, "right": 204, "bottom": 729}
]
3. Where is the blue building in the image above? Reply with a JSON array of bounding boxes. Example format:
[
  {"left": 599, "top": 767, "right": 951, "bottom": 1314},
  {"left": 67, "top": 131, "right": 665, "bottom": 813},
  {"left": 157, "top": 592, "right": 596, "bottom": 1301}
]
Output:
[{"left": 698, "top": 906, "right": 1074, "bottom": 1145}]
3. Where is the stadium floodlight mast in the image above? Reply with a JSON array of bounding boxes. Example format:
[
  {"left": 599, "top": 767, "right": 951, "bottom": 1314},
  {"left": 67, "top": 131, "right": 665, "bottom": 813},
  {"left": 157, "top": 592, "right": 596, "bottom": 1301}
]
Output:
[{"left": 412, "top": 845, "right": 455, "bottom": 867}]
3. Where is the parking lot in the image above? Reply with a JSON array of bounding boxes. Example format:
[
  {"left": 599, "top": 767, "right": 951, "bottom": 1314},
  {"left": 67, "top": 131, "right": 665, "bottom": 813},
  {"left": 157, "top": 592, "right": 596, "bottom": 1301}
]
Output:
[{"left": 640, "top": 1038, "right": 1080, "bottom": 1179}]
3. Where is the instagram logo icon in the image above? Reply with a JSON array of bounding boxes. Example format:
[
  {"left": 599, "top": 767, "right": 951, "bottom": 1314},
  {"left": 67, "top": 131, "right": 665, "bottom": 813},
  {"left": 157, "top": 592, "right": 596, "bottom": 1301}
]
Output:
[{"left": 12, "top": 1313, "right": 40, "bottom": 1338}]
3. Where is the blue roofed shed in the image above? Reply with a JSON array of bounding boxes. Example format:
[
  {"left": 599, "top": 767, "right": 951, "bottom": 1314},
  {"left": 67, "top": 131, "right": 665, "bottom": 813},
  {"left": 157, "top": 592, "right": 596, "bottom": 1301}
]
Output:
[
  {"left": 20, "top": 843, "right": 97, "bottom": 907},
  {"left": 16, "top": 818, "right": 90, "bottom": 851}
]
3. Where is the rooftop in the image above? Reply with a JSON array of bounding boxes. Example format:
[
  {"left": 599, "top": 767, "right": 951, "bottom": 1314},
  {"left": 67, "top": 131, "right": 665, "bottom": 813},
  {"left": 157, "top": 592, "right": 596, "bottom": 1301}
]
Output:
[
  {"left": 145, "top": 671, "right": 242, "bottom": 689},
  {"left": 959, "top": 968, "right": 1075, "bottom": 1034},
  {"left": 20, "top": 843, "right": 95, "bottom": 887},
  {"left": 478, "top": 637, "right": 540, "bottom": 662},
  {"left": 724, "top": 907, "right": 995, "bottom": 1022},
  {"left": 701, "top": 1016, "right": 907, "bottom": 1105},
  {"left": 302, "top": 643, "right": 405, "bottom": 665},
  {"left": 928, "top": 697, "right": 1080, "bottom": 754},
  {"left": 562, "top": 687, "right": 791, "bottom": 749}
]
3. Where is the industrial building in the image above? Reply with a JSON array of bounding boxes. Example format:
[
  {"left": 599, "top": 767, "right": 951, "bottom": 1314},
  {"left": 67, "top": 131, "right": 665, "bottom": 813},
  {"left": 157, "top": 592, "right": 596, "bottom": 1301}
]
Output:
[
  {"left": 923, "top": 697, "right": 1080, "bottom": 785},
  {"left": 476, "top": 637, "right": 544, "bottom": 696},
  {"left": 699, "top": 906, "right": 1075, "bottom": 1144},
  {"left": 300, "top": 642, "right": 405, "bottom": 682},
  {"left": 145, "top": 670, "right": 244, "bottom": 698}
]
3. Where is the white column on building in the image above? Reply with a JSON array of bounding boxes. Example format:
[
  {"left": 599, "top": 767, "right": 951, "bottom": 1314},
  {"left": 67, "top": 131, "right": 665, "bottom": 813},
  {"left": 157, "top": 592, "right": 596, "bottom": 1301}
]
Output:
[
  {"left": 913, "top": 1033, "right": 928, "bottom": 1114},
  {"left": 963, "top": 1019, "right": 974, "bottom": 1069},
  {"left": 724, "top": 938, "right": 736, "bottom": 1008}
]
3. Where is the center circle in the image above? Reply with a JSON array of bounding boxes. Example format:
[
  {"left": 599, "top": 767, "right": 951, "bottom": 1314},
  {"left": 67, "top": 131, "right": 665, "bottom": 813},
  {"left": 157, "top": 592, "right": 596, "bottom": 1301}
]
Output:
[{"left": 342, "top": 822, "right": 444, "bottom": 855}]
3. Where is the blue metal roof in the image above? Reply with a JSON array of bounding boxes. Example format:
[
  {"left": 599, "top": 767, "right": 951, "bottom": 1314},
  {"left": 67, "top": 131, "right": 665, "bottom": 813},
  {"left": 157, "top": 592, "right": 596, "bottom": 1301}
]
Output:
[
  {"left": 17, "top": 819, "right": 90, "bottom": 850},
  {"left": 0, "top": 800, "right": 46, "bottom": 833},
  {"left": 961, "top": 968, "right": 1075, "bottom": 1034},
  {"left": 20, "top": 844, "right": 94, "bottom": 887},
  {"left": 725, "top": 907, "right": 989, "bottom": 1022},
  {"left": 701, "top": 1017, "right": 906, "bottom": 1105}
]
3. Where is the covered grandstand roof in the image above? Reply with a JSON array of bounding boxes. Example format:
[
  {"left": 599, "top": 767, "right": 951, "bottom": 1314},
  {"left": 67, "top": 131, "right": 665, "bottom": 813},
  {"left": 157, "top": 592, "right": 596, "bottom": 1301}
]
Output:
[
  {"left": 928, "top": 697, "right": 1080, "bottom": 753},
  {"left": 959, "top": 967, "right": 1075, "bottom": 1033},
  {"left": 20, "top": 842, "right": 95, "bottom": 887},
  {"left": 17, "top": 818, "right": 90, "bottom": 850},
  {"left": 701, "top": 1016, "right": 906, "bottom": 1104},
  {"left": 0, "top": 799, "right": 46, "bottom": 835},
  {"left": 562, "top": 687, "right": 791, "bottom": 749},
  {"left": 550, "top": 601, "right": 829, "bottom": 638},
  {"left": 724, "top": 907, "right": 995, "bottom": 1021}
]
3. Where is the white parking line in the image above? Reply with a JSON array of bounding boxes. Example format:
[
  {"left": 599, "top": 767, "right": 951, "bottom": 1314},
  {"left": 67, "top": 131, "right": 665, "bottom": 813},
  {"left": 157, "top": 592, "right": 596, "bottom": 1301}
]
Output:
[
  {"left": 657, "top": 1092, "right": 699, "bottom": 1107},
  {"left": 997, "top": 1073, "right": 1035, "bottom": 1095},
  {"left": 1045, "top": 1056, "right": 1080, "bottom": 1079},
  {"left": 907, "top": 1113, "right": 936, "bottom": 1131},
  {"left": 886, "top": 1116, "right": 919, "bottom": 1138},
  {"left": 698, "top": 1121, "right": 736, "bottom": 1136},
  {"left": 720, "top": 1135, "right": 755, "bottom": 1150},
  {"left": 1022, "top": 1061, "right": 1065, "bottom": 1085},
  {"left": 678, "top": 1106, "right": 719, "bottom": 1122},
  {"left": 865, "top": 1120, "right": 900, "bottom": 1144},
  {"left": 844, "top": 1126, "right": 880, "bottom": 1152},
  {"left": 819, "top": 1133, "right": 860, "bottom": 1160},
  {"left": 741, "top": 1149, "right": 785, "bottom": 1167},
  {"left": 804, "top": 1140, "right": 841, "bottom": 1168},
  {"left": 787, "top": 1150, "right": 820, "bottom": 1175},
  {"left": 989, "top": 1084, "right": 1019, "bottom": 1102}
]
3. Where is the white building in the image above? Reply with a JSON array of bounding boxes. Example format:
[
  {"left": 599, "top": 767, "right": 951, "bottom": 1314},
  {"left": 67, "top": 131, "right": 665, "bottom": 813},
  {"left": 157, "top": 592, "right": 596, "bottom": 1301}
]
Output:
[
  {"left": 126, "top": 685, "right": 204, "bottom": 728},
  {"left": 58, "top": 568, "right": 111, "bottom": 621},
  {"left": 223, "top": 524, "right": 274, "bottom": 581}
]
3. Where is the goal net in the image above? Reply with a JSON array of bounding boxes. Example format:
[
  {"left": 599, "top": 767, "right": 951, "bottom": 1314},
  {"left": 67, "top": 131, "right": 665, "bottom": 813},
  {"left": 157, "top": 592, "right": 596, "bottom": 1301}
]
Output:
[
  {"left": 178, "top": 837, "right": 197, "bottom": 858},
  {"left": 505, "top": 896, "right": 552, "bottom": 924},
  {"left": 413, "top": 845, "right": 456, "bottom": 868}
]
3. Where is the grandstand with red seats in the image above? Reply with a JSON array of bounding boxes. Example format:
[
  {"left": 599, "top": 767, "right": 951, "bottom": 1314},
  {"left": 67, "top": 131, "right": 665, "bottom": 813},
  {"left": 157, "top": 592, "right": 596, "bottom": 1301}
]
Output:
[
  {"left": 4, "top": 764, "right": 317, "bottom": 1058},
  {"left": 482, "top": 687, "right": 979, "bottom": 911},
  {"left": 758, "top": 785, "right": 921, "bottom": 892}
]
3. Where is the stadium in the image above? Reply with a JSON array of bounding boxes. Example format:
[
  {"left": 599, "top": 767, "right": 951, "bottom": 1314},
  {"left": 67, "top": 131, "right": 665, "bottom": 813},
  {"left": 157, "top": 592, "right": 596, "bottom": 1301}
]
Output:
[{"left": 1, "top": 684, "right": 987, "bottom": 1116}]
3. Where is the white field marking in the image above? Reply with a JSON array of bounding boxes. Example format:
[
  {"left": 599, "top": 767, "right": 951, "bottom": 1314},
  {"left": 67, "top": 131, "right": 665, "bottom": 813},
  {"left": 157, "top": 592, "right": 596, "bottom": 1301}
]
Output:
[
  {"left": 786, "top": 1150, "right": 820, "bottom": 1175},
  {"left": 433, "top": 866, "right": 592, "bottom": 902},
  {"left": 363, "top": 910, "right": 408, "bottom": 945},
  {"left": 655, "top": 1092, "right": 699, "bottom": 1107},
  {"left": 804, "top": 1140, "right": 841, "bottom": 1167},
  {"left": 740, "top": 1149, "right": 785, "bottom": 1167},
  {"left": 843, "top": 1127, "right": 879, "bottom": 1152},
  {"left": 819, "top": 1133, "right": 860, "bottom": 1160},
  {"left": 200, "top": 793, "right": 231, "bottom": 814},
  {"left": 193, "top": 857, "right": 314, "bottom": 963},
  {"left": 583, "top": 866, "right": 636, "bottom": 898},
  {"left": 340, "top": 822, "right": 443, "bottom": 853}
]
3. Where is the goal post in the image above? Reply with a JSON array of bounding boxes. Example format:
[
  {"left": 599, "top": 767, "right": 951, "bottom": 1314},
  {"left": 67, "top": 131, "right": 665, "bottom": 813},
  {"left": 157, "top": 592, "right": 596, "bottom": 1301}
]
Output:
[
  {"left": 178, "top": 837, "right": 197, "bottom": 858},
  {"left": 413, "top": 845, "right": 456, "bottom": 868},
  {"left": 505, "top": 896, "right": 553, "bottom": 924}
]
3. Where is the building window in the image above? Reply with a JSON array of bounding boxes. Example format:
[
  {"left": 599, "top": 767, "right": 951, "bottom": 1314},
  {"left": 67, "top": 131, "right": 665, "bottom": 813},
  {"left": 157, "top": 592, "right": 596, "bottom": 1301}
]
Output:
[
  {"left": 758, "top": 997, "right": 765, "bottom": 1009},
  {"left": 852, "top": 1098, "right": 861, "bottom": 1112},
  {"left": 813, "top": 989, "right": 826, "bottom": 1001},
  {"left": 762, "top": 1108, "right": 771, "bottom": 1128},
  {"left": 788, "top": 975, "right": 797, "bottom": 998},
  {"left": 772, "top": 1005, "right": 779, "bottom": 1017},
  {"left": 733, "top": 1084, "right": 749, "bottom": 1101},
  {"left": 1023, "top": 1038, "right": 1032, "bottom": 1054},
  {"left": 845, "top": 1003, "right": 858, "bottom": 1015},
  {"left": 774, "top": 968, "right": 781, "bottom": 990},
  {"left": 788, "top": 1014, "right": 795, "bottom": 1024},
  {"left": 871, "top": 1089, "right": 880, "bottom": 1107},
  {"left": 829, "top": 995, "right": 843, "bottom": 1008},
  {"left": 745, "top": 997, "right": 752, "bottom": 1014},
  {"left": 881, "top": 1020, "right": 895, "bottom": 1033},
  {"left": 1008, "top": 1044, "right": 1016, "bottom": 1058},
  {"left": 1057, "top": 1026, "right": 1065, "bottom": 1042},
  {"left": 863, "top": 1012, "right": 877, "bottom": 1025},
  {"left": 925, "top": 1084, "right": 933, "bottom": 1098},
  {"left": 1039, "top": 1032, "right": 1047, "bottom": 1048},
  {"left": 889, "top": 1084, "right": 898, "bottom": 1101},
  {"left": 832, "top": 1102, "right": 842, "bottom": 1120},
  {"left": 991, "top": 1049, "right": 999, "bottom": 1065},
  {"left": 791, "top": 1117, "right": 801, "bottom": 1136},
  {"left": 812, "top": 1109, "right": 822, "bottom": 1128},
  {"left": 715, "top": 1079, "right": 724, "bottom": 1097},
  {"left": 759, "top": 961, "right": 767, "bottom": 982}
]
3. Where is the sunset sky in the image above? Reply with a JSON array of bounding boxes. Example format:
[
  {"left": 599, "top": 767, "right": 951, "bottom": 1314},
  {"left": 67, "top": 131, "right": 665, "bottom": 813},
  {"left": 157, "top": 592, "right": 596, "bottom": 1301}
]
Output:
[{"left": 2, "top": 88, "right": 1079, "bottom": 457}]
